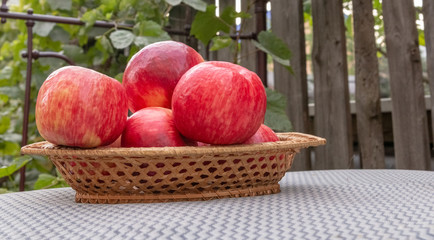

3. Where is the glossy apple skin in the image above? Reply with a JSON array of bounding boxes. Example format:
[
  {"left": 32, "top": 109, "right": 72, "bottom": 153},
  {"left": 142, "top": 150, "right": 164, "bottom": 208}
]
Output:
[
  {"left": 122, "top": 41, "right": 204, "bottom": 112},
  {"left": 172, "top": 61, "right": 267, "bottom": 145},
  {"left": 243, "top": 124, "right": 279, "bottom": 144},
  {"left": 35, "top": 66, "right": 128, "bottom": 148},
  {"left": 121, "top": 107, "right": 187, "bottom": 147}
]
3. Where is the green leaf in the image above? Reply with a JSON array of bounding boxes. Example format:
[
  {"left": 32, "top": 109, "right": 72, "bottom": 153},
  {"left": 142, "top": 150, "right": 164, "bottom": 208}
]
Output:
[
  {"left": 183, "top": 0, "right": 207, "bottom": 12},
  {"left": 191, "top": 5, "right": 232, "bottom": 45},
  {"left": 134, "top": 20, "right": 165, "bottom": 36},
  {"left": 253, "top": 31, "right": 292, "bottom": 71},
  {"left": 47, "top": 0, "right": 72, "bottom": 10},
  {"left": 81, "top": 9, "right": 101, "bottom": 29},
  {"left": 0, "top": 141, "right": 20, "bottom": 156},
  {"left": 48, "top": 26, "right": 71, "bottom": 43},
  {"left": 134, "top": 33, "right": 171, "bottom": 48},
  {"left": 210, "top": 36, "right": 232, "bottom": 51},
  {"left": 33, "top": 22, "right": 56, "bottom": 37},
  {"left": 0, "top": 94, "right": 8, "bottom": 103},
  {"left": 0, "top": 116, "right": 10, "bottom": 134},
  {"left": 34, "top": 173, "right": 68, "bottom": 190},
  {"left": 264, "top": 88, "right": 292, "bottom": 132},
  {"left": 165, "top": 0, "right": 182, "bottom": 5},
  {"left": 0, "top": 155, "right": 32, "bottom": 178},
  {"left": 0, "top": 66, "right": 12, "bottom": 80},
  {"left": 109, "top": 30, "right": 135, "bottom": 49},
  {"left": 0, "top": 86, "right": 23, "bottom": 99},
  {"left": 0, "top": 188, "right": 12, "bottom": 194}
]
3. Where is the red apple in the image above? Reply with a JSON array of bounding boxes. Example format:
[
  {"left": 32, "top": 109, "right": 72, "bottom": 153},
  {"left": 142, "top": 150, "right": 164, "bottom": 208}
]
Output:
[
  {"left": 35, "top": 66, "right": 128, "bottom": 148},
  {"left": 172, "top": 61, "right": 267, "bottom": 145},
  {"left": 122, "top": 41, "right": 204, "bottom": 112},
  {"left": 243, "top": 124, "right": 279, "bottom": 144},
  {"left": 121, "top": 107, "right": 187, "bottom": 147}
]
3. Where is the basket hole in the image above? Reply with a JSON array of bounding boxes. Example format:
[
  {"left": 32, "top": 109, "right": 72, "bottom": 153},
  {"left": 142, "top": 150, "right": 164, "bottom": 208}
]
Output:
[
  {"left": 280, "top": 164, "right": 284, "bottom": 168},
  {"left": 126, "top": 179, "right": 132, "bottom": 184},
  {"left": 273, "top": 172, "right": 278, "bottom": 176},
  {"left": 168, "top": 190, "right": 176, "bottom": 193},
  {"left": 208, "top": 167, "right": 217, "bottom": 173},
  {"left": 155, "top": 179, "right": 163, "bottom": 183},
  {"left": 213, "top": 187, "right": 220, "bottom": 190},
  {"left": 139, "top": 179, "right": 147, "bottom": 184},
  {"left": 253, "top": 172, "right": 260, "bottom": 176},
  {"left": 106, "top": 162, "right": 117, "bottom": 168},
  {"left": 189, "top": 161, "right": 196, "bottom": 166},
  {"left": 84, "top": 185, "right": 90, "bottom": 188},
  {"left": 111, "top": 180, "right": 118, "bottom": 184},
  {"left": 94, "top": 185, "right": 101, "bottom": 189},
  {"left": 163, "top": 171, "right": 171, "bottom": 175},
  {"left": 215, "top": 175, "right": 222, "bottom": 179},
  {"left": 250, "top": 164, "right": 257, "bottom": 170},
  {"left": 133, "top": 186, "right": 139, "bottom": 190},
  {"left": 124, "top": 163, "right": 133, "bottom": 167},
  {"left": 233, "top": 159, "right": 241, "bottom": 164},
  {"left": 91, "top": 162, "right": 100, "bottom": 168},
  {"left": 223, "top": 167, "right": 231, "bottom": 172},
  {"left": 269, "top": 156, "right": 275, "bottom": 161},
  {"left": 170, "top": 177, "right": 178, "bottom": 182},
  {"left": 247, "top": 184, "right": 252, "bottom": 187},
  {"left": 191, "top": 182, "right": 199, "bottom": 186},
  {"left": 101, "top": 171, "right": 110, "bottom": 176},
  {"left": 147, "top": 171, "right": 156, "bottom": 177},
  {"left": 79, "top": 162, "right": 87, "bottom": 167},
  {"left": 238, "top": 166, "right": 245, "bottom": 171},
  {"left": 85, "top": 178, "right": 92, "bottom": 183},
  {"left": 218, "top": 160, "right": 226, "bottom": 165},
  {"left": 256, "top": 179, "right": 261, "bottom": 183},
  {"left": 233, "top": 180, "right": 240, "bottom": 184},
  {"left": 229, "top": 174, "right": 236, "bottom": 178},
  {"left": 87, "top": 170, "right": 95, "bottom": 175},
  {"left": 179, "top": 169, "right": 187, "bottom": 173},
  {"left": 197, "top": 187, "right": 204, "bottom": 191},
  {"left": 264, "top": 172, "right": 270, "bottom": 177},
  {"left": 67, "top": 179, "right": 73, "bottom": 184},
  {"left": 182, "top": 156, "right": 191, "bottom": 159},
  {"left": 245, "top": 179, "right": 251, "bottom": 183},
  {"left": 161, "top": 185, "right": 169, "bottom": 189},
  {"left": 261, "top": 164, "right": 267, "bottom": 169},
  {"left": 203, "top": 161, "right": 211, "bottom": 166},
  {"left": 220, "top": 182, "right": 227, "bottom": 185},
  {"left": 147, "top": 186, "right": 154, "bottom": 189},
  {"left": 76, "top": 179, "right": 82, "bottom": 183},
  {"left": 185, "top": 176, "right": 193, "bottom": 180},
  {"left": 247, "top": 158, "right": 254, "bottom": 163},
  {"left": 97, "top": 179, "right": 105, "bottom": 184},
  {"left": 176, "top": 183, "right": 184, "bottom": 188},
  {"left": 172, "top": 162, "right": 181, "bottom": 167},
  {"left": 77, "top": 170, "right": 84, "bottom": 175},
  {"left": 139, "top": 163, "right": 149, "bottom": 169},
  {"left": 117, "top": 171, "right": 125, "bottom": 176},
  {"left": 225, "top": 186, "right": 231, "bottom": 190},
  {"left": 195, "top": 168, "right": 202, "bottom": 172},
  {"left": 156, "top": 163, "right": 165, "bottom": 168},
  {"left": 258, "top": 157, "right": 265, "bottom": 161},
  {"left": 242, "top": 173, "right": 248, "bottom": 177},
  {"left": 279, "top": 154, "right": 285, "bottom": 160},
  {"left": 236, "top": 185, "right": 241, "bottom": 188},
  {"left": 152, "top": 191, "right": 161, "bottom": 194},
  {"left": 132, "top": 171, "right": 140, "bottom": 176},
  {"left": 200, "top": 174, "right": 209, "bottom": 179},
  {"left": 69, "top": 162, "right": 76, "bottom": 167}
]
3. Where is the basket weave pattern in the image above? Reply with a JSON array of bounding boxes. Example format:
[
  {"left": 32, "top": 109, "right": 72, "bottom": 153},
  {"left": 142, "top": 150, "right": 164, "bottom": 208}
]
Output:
[{"left": 21, "top": 132, "right": 325, "bottom": 203}]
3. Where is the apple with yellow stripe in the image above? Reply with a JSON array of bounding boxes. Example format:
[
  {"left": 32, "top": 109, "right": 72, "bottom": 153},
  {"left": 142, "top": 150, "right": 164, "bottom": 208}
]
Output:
[
  {"left": 122, "top": 41, "right": 204, "bottom": 112},
  {"left": 35, "top": 66, "right": 128, "bottom": 148}
]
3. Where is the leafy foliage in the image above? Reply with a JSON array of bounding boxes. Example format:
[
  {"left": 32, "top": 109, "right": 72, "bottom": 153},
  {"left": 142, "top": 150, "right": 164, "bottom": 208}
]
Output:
[{"left": 0, "top": 0, "right": 292, "bottom": 192}]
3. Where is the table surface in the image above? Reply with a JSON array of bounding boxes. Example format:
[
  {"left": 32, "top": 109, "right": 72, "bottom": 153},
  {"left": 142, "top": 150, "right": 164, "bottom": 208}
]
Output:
[{"left": 0, "top": 169, "right": 433, "bottom": 240}]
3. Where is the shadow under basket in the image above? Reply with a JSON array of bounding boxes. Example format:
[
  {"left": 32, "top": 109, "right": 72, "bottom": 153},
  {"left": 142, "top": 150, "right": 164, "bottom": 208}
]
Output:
[{"left": 21, "top": 132, "right": 326, "bottom": 204}]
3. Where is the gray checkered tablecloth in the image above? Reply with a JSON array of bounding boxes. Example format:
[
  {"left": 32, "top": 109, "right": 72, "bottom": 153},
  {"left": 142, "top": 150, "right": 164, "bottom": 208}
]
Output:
[{"left": 0, "top": 170, "right": 433, "bottom": 239}]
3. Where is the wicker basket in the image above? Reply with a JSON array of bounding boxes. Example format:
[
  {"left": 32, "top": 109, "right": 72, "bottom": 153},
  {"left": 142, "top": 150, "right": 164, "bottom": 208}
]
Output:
[{"left": 21, "top": 132, "right": 325, "bottom": 204}]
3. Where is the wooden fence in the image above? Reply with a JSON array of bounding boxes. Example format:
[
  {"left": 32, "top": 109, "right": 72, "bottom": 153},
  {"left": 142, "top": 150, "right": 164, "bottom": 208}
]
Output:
[{"left": 202, "top": 0, "right": 432, "bottom": 171}]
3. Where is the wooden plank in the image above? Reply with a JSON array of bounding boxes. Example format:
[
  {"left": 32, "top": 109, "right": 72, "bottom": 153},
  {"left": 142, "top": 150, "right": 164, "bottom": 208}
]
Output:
[
  {"left": 423, "top": 0, "right": 434, "bottom": 159},
  {"left": 382, "top": 0, "right": 431, "bottom": 170},
  {"left": 271, "top": 0, "right": 311, "bottom": 171},
  {"left": 240, "top": 0, "right": 256, "bottom": 72},
  {"left": 311, "top": 0, "right": 353, "bottom": 169},
  {"left": 352, "top": 0, "right": 385, "bottom": 168}
]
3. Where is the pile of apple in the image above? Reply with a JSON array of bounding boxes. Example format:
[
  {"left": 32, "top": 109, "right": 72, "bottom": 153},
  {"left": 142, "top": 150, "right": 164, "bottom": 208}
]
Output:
[{"left": 35, "top": 41, "right": 279, "bottom": 149}]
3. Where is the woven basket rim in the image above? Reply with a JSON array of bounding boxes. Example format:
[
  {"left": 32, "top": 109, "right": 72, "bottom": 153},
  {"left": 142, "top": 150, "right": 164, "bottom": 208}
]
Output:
[{"left": 21, "top": 132, "right": 326, "bottom": 157}]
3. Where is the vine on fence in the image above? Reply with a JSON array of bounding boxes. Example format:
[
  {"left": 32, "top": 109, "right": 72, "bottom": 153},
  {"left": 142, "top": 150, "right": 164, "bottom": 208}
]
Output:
[{"left": 0, "top": 0, "right": 292, "bottom": 192}]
